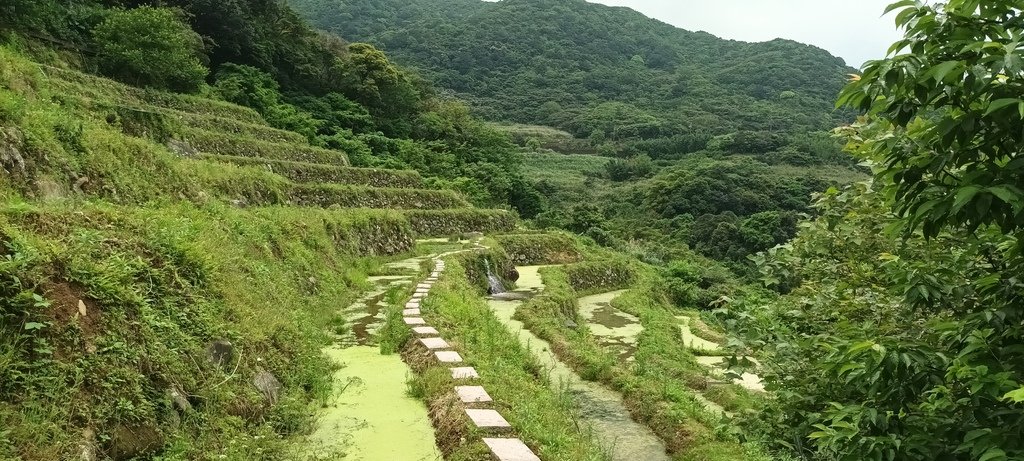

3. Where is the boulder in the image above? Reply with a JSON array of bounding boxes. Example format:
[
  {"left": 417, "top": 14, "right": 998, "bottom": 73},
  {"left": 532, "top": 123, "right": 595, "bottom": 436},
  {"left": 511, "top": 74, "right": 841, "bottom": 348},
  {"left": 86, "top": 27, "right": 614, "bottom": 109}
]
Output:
[
  {"left": 0, "top": 127, "right": 26, "bottom": 175},
  {"left": 168, "top": 385, "right": 192, "bottom": 414},
  {"left": 166, "top": 139, "right": 199, "bottom": 158},
  {"left": 78, "top": 428, "right": 98, "bottom": 461},
  {"left": 205, "top": 340, "right": 234, "bottom": 370},
  {"left": 107, "top": 424, "right": 163, "bottom": 460},
  {"left": 253, "top": 370, "right": 283, "bottom": 405}
]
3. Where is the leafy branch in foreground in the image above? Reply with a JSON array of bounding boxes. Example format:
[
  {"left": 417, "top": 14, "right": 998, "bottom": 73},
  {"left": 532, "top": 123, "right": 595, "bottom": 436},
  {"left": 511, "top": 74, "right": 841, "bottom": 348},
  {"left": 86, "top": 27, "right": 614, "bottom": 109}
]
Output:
[{"left": 724, "top": 2, "right": 1024, "bottom": 460}]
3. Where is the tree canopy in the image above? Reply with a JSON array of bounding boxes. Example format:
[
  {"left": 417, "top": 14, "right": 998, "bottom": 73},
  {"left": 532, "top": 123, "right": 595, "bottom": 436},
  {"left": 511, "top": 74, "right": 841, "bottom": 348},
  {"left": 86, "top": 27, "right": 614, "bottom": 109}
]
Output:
[{"left": 724, "top": 2, "right": 1024, "bottom": 459}]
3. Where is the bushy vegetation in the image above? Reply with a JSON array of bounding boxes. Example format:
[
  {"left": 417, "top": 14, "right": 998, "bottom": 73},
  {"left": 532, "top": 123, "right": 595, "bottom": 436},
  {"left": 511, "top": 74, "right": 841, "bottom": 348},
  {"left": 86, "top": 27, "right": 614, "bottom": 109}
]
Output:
[
  {"left": 287, "top": 0, "right": 870, "bottom": 272},
  {"left": 0, "top": 28, "right": 518, "bottom": 458},
  {"left": 718, "top": 2, "right": 1024, "bottom": 460},
  {"left": 93, "top": 7, "right": 208, "bottom": 93}
]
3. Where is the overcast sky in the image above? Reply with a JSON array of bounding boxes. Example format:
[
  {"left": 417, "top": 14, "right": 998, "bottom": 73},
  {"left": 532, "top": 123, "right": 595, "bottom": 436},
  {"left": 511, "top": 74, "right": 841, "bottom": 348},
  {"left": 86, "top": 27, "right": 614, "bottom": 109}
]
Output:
[{"left": 585, "top": 0, "right": 905, "bottom": 68}]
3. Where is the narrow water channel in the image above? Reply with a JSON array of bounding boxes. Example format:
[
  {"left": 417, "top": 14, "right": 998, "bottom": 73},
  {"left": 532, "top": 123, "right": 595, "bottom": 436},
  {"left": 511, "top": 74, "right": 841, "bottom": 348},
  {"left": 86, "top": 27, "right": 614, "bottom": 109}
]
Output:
[
  {"left": 578, "top": 290, "right": 640, "bottom": 361},
  {"left": 488, "top": 266, "right": 671, "bottom": 461},
  {"left": 306, "top": 253, "right": 442, "bottom": 460}
]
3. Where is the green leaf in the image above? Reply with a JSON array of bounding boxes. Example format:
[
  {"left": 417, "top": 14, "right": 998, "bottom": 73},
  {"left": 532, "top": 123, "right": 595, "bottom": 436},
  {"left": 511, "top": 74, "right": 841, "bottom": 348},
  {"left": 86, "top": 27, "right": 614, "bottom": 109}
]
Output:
[
  {"left": 983, "top": 98, "right": 1021, "bottom": 116},
  {"left": 1003, "top": 386, "right": 1024, "bottom": 403},
  {"left": 988, "top": 185, "right": 1024, "bottom": 211},
  {"left": 24, "top": 322, "right": 45, "bottom": 331},
  {"left": 979, "top": 448, "right": 1007, "bottom": 461},
  {"left": 952, "top": 186, "right": 982, "bottom": 213},
  {"left": 884, "top": 0, "right": 917, "bottom": 15},
  {"left": 926, "top": 61, "right": 962, "bottom": 82}
]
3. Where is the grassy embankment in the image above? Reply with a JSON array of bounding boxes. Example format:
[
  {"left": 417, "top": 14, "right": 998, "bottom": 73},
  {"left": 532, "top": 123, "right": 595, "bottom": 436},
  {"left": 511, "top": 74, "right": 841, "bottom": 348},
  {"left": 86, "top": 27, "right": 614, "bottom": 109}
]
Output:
[
  {"left": 503, "top": 236, "right": 772, "bottom": 461},
  {"left": 0, "top": 43, "right": 512, "bottom": 460}
]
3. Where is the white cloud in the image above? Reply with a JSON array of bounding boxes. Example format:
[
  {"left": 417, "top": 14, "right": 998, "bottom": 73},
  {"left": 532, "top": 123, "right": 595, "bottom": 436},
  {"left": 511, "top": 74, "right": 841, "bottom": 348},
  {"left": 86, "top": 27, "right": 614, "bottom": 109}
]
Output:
[{"left": 584, "top": 0, "right": 905, "bottom": 68}]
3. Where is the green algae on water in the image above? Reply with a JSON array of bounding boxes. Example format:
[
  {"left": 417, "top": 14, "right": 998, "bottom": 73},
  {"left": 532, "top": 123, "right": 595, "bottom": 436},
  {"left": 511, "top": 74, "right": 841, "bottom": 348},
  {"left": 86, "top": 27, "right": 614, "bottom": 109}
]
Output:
[
  {"left": 578, "top": 290, "right": 641, "bottom": 360},
  {"left": 307, "top": 346, "right": 442, "bottom": 460},
  {"left": 488, "top": 271, "right": 670, "bottom": 461}
]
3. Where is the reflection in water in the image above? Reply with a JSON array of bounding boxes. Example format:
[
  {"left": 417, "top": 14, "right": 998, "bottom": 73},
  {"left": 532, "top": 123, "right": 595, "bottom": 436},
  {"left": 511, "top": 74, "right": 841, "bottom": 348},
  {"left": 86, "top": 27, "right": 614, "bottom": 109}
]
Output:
[{"left": 488, "top": 267, "right": 670, "bottom": 461}]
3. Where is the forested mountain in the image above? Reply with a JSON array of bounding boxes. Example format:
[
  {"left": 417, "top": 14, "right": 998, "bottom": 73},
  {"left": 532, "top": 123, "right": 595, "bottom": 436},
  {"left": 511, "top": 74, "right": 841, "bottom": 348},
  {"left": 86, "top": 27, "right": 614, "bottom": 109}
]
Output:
[
  {"left": 288, "top": 0, "right": 864, "bottom": 269},
  {"left": 2, "top": 0, "right": 544, "bottom": 213},
  {"left": 289, "top": 0, "right": 855, "bottom": 141}
]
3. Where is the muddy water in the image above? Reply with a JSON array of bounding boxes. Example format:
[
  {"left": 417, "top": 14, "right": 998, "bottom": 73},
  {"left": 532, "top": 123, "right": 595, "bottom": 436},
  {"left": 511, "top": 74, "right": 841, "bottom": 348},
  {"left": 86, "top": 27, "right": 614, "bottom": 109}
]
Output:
[
  {"left": 675, "top": 315, "right": 723, "bottom": 352},
  {"left": 307, "top": 346, "right": 442, "bottom": 460},
  {"left": 678, "top": 316, "right": 765, "bottom": 393},
  {"left": 307, "top": 253, "right": 441, "bottom": 460},
  {"left": 578, "top": 290, "right": 640, "bottom": 361},
  {"left": 488, "top": 266, "right": 670, "bottom": 461},
  {"left": 694, "top": 356, "right": 765, "bottom": 393}
]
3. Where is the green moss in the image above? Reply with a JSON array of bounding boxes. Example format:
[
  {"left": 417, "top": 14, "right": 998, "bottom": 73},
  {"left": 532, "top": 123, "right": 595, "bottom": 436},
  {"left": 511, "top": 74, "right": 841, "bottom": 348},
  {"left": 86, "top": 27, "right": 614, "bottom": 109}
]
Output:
[
  {"left": 494, "top": 232, "right": 582, "bottom": 265},
  {"left": 204, "top": 155, "right": 425, "bottom": 188},
  {"left": 181, "top": 128, "right": 350, "bottom": 166},
  {"left": 290, "top": 183, "right": 468, "bottom": 210},
  {"left": 404, "top": 209, "right": 517, "bottom": 236}
]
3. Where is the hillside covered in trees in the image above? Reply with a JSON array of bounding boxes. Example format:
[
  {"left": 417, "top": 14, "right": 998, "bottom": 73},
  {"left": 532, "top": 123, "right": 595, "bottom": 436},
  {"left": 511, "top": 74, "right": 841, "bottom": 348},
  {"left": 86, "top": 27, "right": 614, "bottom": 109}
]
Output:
[
  {"left": 286, "top": 0, "right": 864, "bottom": 270},
  {"left": 290, "top": 0, "right": 855, "bottom": 142},
  {"left": 2, "top": 0, "right": 544, "bottom": 214}
]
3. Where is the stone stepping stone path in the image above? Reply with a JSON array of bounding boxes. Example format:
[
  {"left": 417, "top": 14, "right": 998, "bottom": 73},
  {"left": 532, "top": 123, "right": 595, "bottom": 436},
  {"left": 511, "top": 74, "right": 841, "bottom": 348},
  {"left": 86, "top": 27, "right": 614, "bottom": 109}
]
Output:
[
  {"left": 434, "top": 350, "right": 463, "bottom": 363},
  {"left": 455, "top": 385, "right": 492, "bottom": 403},
  {"left": 419, "top": 337, "right": 450, "bottom": 349},
  {"left": 396, "top": 257, "right": 541, "bottom": 461},
  {"left": 465, "top": 409, "right": 511, "bottom": 429},
  {"left": 483, "top": 438, "right": 542, "bottom": 461},
  {"left": 450, "top": 367, "right": 479, "bottom": 379},
  {"left": 413, "top": 326, "right": 439, "bottom": 335}
]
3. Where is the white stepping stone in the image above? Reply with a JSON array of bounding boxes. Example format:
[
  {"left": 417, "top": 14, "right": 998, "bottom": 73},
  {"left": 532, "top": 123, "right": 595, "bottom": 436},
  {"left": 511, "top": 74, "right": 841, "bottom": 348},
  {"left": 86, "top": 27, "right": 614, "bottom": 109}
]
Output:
[
  {"left": 412, "top": 293, "right": 426, "bottom": 299},
  {"left": 403, "top": 317, "right": 426, "bottom": 325},
  {"left": 403, "top": 308, "right": 421, "bottom": 316},
  {"left": 413, "top": 326, "right": 439, "bottom": 335},
  {"left": 482, "top": 438, "right": 540, "bottom": 461},
  {"left": 455, "top": 386, "right": 492, "bottom": 403},
  {"left": 450, "top": 367, "right": 479, "bottom": 379},
  {"left": 417, "top": 283, "right": 432, "bottom": 289},
  {"left": 465, "top": 409, "right": 511, "bottom": 429},
  {"left": 415, "top": 289, "right": 430, "bottom": 294},
  {"left": 419, "top": 337, "right": 450, "bottom": 349},
  {"left": 434, "top": 351, "right": 463, "bottom": 363},
  {"left": 405, "top": 301, "right": 420, "bottom": 308}
]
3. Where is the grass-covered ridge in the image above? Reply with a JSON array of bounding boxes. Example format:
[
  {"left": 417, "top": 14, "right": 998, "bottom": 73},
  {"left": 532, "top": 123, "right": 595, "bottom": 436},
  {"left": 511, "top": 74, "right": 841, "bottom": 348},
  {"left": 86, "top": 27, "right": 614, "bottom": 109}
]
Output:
[
  {"left": 511, "top": 256, "right": 770, "bottom": 460},
  {"left": 0, "top": 39, "right": 518, "bottom": 459},
  {"left": 403, "top": 259, "right": 610, "bottom": 460}
]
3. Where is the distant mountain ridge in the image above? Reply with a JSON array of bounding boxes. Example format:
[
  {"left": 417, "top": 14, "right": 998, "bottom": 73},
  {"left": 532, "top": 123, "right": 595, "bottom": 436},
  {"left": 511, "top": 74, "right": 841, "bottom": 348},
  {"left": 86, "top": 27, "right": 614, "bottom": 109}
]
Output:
[{"left": 289, "top": 0, "right": 855, "bottom": 139}]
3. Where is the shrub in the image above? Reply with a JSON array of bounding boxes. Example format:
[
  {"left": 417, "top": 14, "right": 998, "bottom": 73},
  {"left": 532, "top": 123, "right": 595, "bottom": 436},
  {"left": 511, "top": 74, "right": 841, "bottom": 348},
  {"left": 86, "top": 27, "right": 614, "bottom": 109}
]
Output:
[{"left": 93, "top": 7, "right": 208, "bottom": 93}]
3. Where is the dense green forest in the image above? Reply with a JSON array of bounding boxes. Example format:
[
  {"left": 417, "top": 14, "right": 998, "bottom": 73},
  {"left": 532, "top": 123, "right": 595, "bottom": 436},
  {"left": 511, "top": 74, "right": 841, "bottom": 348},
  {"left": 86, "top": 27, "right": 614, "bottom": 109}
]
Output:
[
  {"left": 289, "top": 0, "right": 853, "bottom": 140},
  {"left": 0, "top": 0, "right": 544, "bottom": 214},
  {"left": 287, "top": 0, "right": 865, "bottom": 267}
]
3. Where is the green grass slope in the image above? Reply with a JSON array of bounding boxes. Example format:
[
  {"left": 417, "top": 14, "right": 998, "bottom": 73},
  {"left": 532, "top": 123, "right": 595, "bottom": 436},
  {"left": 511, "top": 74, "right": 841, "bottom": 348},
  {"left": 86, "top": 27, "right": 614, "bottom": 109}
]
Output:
[{"left": 0, "top": 44, "right": 513, "bottom": 460}]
